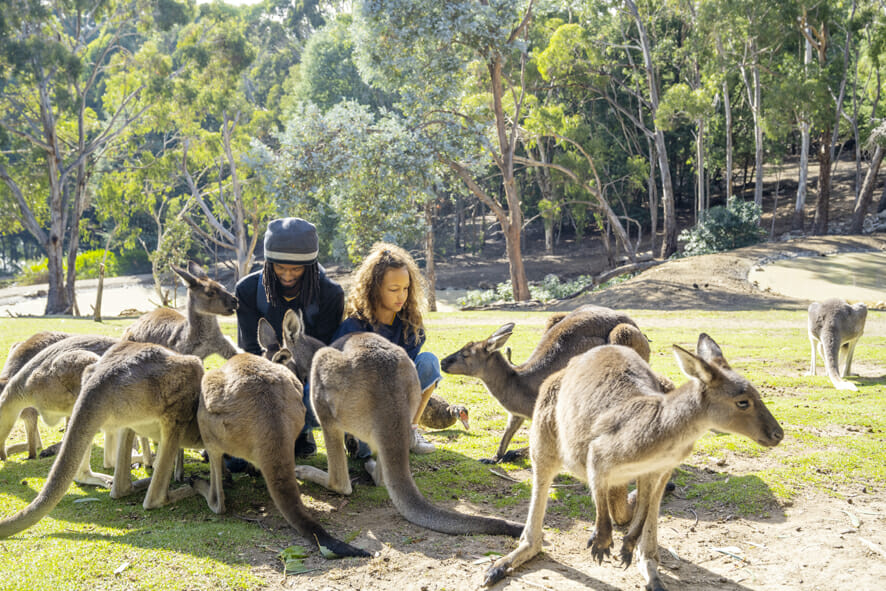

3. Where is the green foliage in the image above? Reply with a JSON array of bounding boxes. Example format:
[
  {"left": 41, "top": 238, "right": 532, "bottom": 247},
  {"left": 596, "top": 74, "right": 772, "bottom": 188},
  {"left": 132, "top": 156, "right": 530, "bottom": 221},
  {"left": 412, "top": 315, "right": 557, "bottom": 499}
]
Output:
[
  {"left": 14, "top": 250, "right": 120, "bottom": 285},
  {"left": 678, "top": 198, "right": 766, "bottom": 257},
  {"left": 456, "top": 273, "right": 636, "bottom": 307}
]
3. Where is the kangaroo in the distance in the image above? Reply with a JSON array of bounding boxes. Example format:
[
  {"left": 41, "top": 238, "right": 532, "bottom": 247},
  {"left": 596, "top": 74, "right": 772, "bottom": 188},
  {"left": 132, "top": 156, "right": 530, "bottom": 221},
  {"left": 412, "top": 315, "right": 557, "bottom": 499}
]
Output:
[
  {"left": 0, "top": 341, "right": 204, "bottom": 539},
  {"left": 441, "top": 305, "right": 655, "bottom": 463},
  {"left": 807, "top": 298, "right": 867, "bottom": 391},
  {"left": 484, "top": 334, "right": 784, "bottom": 591},
  {"left": 295, "top": 331, "right": 523, "bottom": 538},
  {"left": 193, "top": 328, "right": 369, "bottom": 558},
  {"left": 0, "top": 331, "right": 73, "bottom": 459},
  {"left": 122, "top": 261, "right": 239, "bottom": 360}
]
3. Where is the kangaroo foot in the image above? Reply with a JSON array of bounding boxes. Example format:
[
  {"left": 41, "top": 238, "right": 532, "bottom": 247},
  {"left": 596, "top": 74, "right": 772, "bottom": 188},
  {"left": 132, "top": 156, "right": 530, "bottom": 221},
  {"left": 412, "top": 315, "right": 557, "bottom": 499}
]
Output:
[
  {"left": 314, "top": 531, "right": 371, "bottom": 559},
  {"left": 498, "top": 447, "right": 529, "bottom": 463},
  {"left": 39, "top": 441, "right": 62, "bottom": 458},
  {"left": 483, "top": 561, "right": 510, "bottom": 587},
  {"left": 620, "top": 541, "right": 636, "bottom": 567},
  {"left": 587, "top": 529, "right": 612, "bottom": 564},
  {"left": 479, "top": 456, "right": 500, "bottom": 464}
]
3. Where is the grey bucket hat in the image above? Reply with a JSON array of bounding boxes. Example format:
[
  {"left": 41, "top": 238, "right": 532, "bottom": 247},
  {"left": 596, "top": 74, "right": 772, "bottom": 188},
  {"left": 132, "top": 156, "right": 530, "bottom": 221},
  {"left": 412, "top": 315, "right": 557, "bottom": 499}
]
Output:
[{"left": 263, "top": 218, "right": 319, "bottom": 265}]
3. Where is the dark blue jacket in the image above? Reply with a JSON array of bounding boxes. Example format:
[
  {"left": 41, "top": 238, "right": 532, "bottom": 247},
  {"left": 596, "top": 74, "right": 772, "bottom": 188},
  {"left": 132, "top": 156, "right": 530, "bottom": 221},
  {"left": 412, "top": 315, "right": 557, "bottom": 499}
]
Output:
[
  {"left": 235, "top": 265, "right": 344, "bottom": 354},
  {"left": 332, "top": 315, "right": 425, "bottom": 361}
]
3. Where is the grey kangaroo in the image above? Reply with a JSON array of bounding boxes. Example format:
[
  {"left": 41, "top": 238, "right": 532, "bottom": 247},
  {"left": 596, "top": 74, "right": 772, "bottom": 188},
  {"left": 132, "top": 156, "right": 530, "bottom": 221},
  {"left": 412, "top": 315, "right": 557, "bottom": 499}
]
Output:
[
  {"left": 193, "top": 333, "right": 369, "bottom": 558},
  {"left": 0, "top": 341, "right": 204, "bottom": 538},
  {"left": 484, "top": 334, "right": 784, "bottom": 591},
  {"left": 807, "top": 298, "right": 867, "bottom": 391},
  {"left": 122, "top": 261, "right": 239, "bottom": 360},
  {"left": 295, "top": 331, "right": 523, "bottom": 537},
  {"left": 441, "top": 305, "right": 653, "bottom": 463},
  {"left": 0, "top": 335, "right": 124, "bottom": 486},
  {"left": 0, "top": 331, "right": 73, "bottom": 459}
]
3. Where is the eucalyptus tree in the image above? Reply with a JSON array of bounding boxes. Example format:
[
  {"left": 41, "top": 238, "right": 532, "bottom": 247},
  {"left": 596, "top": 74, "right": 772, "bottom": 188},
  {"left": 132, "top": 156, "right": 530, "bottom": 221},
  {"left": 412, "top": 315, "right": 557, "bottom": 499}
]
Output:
[
  {"left": 352, "top": 0, "right": 539, "bottom": 301},
  {"left": 170, "top": 3, "right": 276, "bottom": 279},
  {"left": 0, "top": 0, "right": 187, "bottom": 314},
  {"left": 266, "top": 101, "right": 434, "bottom": 264}
]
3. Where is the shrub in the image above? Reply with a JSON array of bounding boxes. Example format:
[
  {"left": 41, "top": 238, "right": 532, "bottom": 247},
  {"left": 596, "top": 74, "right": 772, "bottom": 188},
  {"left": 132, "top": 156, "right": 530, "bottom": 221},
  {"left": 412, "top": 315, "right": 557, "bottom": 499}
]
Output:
[
  {"left": 678, "top": 198, "right": 766, "bottom": 257},
  {"left": 456, "top": 273, "right": 633, "bottom": 307},
  {"left": 14, "top": 250, "right": 120, "bottom": 285}
]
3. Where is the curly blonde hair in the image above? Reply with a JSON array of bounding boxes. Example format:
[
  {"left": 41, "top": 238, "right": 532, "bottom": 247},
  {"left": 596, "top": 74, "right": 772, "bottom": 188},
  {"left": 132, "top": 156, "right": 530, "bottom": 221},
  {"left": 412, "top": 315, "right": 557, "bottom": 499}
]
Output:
[{"left": 345, "top": 242, "right": 427, "bottom": 343}]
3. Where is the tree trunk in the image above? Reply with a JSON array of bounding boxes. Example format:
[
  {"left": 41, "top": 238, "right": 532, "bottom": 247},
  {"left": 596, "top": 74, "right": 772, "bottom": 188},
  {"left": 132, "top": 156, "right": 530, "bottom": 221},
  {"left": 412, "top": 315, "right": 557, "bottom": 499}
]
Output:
[
  {"left": 794, "top": 119, "right": 811, "bottom": 231},
  {"left": 723, "top": 79, "right": 733, "bottom": 202},
  {"left": 812, "top": 128, "right": 832, "bottom": 235},
  {"left": 626, "top": 0, "right": 676, "bottom": 258},
  {"left": 849, "top": 144, "right": 884, "bottom": 233},
  {"left": 752, "top": 64, "right": 764, "bottom": 208},
  {"left": 94, "top": 263, "right": 105, "bottom": 322},
  {"left": 695, "top": 121, "right": 705, "bottom": 222},
  {"left": 504, "top": 219, "right": 529, "bottom": 300},
  {"left": 424, "top": 201, "right": 437, "bottom": 312}
]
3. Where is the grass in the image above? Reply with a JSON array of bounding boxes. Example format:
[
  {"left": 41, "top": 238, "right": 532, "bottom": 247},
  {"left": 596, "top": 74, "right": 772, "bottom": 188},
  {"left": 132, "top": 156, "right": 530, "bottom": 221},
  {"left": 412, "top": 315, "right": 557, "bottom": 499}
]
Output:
[{"left": 0, "top": 307, "right": 883, "bottom": 590}]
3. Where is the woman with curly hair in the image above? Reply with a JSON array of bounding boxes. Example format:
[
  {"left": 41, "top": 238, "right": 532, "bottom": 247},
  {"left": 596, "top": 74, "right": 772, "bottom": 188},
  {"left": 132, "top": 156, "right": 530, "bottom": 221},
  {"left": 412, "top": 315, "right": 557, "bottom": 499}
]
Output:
[{"left": 332, "top": 242, "right": 441, "bottom": 455}]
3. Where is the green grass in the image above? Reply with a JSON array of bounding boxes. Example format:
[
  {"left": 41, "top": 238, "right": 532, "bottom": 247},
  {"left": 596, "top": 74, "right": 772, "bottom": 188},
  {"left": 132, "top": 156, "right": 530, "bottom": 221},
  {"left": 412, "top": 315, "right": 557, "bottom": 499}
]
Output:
[{"left": 0, "top": 308, "right": 883, "bottom": 589}]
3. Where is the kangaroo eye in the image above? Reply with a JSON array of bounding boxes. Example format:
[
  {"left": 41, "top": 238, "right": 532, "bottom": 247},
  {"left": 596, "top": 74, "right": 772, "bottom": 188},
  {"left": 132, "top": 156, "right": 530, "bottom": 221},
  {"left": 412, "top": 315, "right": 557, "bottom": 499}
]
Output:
[{"left": 736, "top": 400, "right": 751, "bottom": 410}]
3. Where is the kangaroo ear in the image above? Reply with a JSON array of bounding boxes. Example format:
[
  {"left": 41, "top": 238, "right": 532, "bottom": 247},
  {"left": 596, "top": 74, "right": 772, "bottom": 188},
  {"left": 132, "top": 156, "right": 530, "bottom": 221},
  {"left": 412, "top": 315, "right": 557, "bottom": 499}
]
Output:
[
  {"left": 271, "top": 349, "right": 292, "bottom": 365},
  {"left": 696, "top": 333, "right": 730, "bottom": 369},
  {"left": 257, "top": 317, "right": 279, "bottom": 351},
  {"left": 281, "top": 309, "right": 304, "bottom": 348},
  {"left": 171, "top": 263, "right": 198, "bottom": 287},
  {"left": 187, "top": 260, "right": 208, "bottom": 279},
  {"left": 673, "top": 344, "right": 716, "bottom": 383},
  {"left": 485, "top": 323, "right": 514, "bottom": 352}
]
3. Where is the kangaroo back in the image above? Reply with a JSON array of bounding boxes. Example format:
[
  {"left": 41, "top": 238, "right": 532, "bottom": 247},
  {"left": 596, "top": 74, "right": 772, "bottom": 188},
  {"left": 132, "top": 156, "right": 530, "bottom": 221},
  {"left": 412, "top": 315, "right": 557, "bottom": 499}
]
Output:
[
  {"left": 311, "top": 333, "right": 522, "bottom": 537},
  {"left": 199, "top": 352, "right": 368, "bottom": 557}
]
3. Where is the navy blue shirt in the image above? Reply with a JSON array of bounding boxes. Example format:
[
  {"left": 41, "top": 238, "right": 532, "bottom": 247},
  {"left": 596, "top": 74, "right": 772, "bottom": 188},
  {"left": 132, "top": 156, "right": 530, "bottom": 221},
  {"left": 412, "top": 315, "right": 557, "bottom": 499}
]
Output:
[
  {"left": 235, "top": 265, "right": 344, "bottom": 354},
  {"left": 332, "top": 315, "right": 425, "bottom": 361}
]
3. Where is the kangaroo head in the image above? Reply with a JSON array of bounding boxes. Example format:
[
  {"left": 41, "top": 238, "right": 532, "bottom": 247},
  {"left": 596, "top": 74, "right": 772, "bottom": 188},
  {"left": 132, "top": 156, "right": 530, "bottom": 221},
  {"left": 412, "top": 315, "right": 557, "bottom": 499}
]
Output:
[
  {"left": 172, "top": 261, "right": 238, "bottom": 316},
  {"left": 256, "top": 310, "right": 320, "bottom": 384},
  {"left": 674, "top": 333, "right": 784, "bottom": 448},
  {"left": 440, "top": 323, "right": 515, "bottom": 376}
]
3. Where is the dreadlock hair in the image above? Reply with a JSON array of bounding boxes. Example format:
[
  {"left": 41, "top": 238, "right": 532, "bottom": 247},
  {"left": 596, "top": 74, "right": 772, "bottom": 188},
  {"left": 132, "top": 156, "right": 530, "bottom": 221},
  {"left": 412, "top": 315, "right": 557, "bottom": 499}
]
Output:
[
  {"left": 345, "top": 242, "right": 426, "bottom": 345},
  {"left": 262, "top": 260, "right": 320, "bottom": 309}
]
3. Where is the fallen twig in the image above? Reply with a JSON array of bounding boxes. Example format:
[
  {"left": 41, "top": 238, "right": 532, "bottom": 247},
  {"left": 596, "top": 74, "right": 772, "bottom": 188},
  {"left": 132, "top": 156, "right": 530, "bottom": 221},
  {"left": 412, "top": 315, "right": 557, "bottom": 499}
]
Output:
[
  {"left": 858, "top": 537, "right": 886, "bottom": 560},
  {"left": 488, "top": 468, "right": 520, "bottom": 482}
]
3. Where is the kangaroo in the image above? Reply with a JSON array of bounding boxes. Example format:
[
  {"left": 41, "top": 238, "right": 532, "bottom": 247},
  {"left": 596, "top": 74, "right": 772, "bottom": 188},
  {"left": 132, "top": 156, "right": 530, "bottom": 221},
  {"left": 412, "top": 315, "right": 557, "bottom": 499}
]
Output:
[
  {"left": 807, "top": 298, "right": 867, "bottom": 391},
  {"left": 484, "top": 334, "right": 784, "bottom": 591},
  {"left": 294, "top": 331, "right": 523, "bottom": 537},
  {"left": 193, "top": 343, "right": 369, "bottom": 558},
  {"left": 0, "top": 335, "right": 125, "bottom": 487},
  {"left": 0, "top": 341, "right": 204, "bottom": 539},
  {"left": 441, "top": 305, "right": 652, "bottom": 463},
  {"left": 0, "top": 331, "right": 73, "bottom": 459},
  {"left": 122, "top": 261, "right": 239, "bottom": 360}
]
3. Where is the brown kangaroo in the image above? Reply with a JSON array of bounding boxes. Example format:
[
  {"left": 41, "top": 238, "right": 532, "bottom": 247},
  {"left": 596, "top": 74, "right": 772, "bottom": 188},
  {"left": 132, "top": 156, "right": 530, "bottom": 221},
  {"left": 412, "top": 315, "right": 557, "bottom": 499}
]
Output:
[
  {"left": 484, "top": 334, "right": 784, "bottom": 591},
  {"left": 0, "top": 341, "right": 204, "bottom": 538},
  {"left": 294, "top": 331, "right": 523, "bottom": 537},
  {"left": 807, "top": 298, "right": 867, "bottom": 391},
  {"left": 122, "top": 261, "right": 239, "bottom": 360},
  {"left": 193, "top": 339, "right": 369, "bottom": 558},
  {"left": 441, "top": 305, "right": 651, "bottom": 463},
  {"left": 0, "top": 331, "right": 72, "bottom": 459},
  {"left": 0, "top": 335, "right": 124, "bottom": 486}
]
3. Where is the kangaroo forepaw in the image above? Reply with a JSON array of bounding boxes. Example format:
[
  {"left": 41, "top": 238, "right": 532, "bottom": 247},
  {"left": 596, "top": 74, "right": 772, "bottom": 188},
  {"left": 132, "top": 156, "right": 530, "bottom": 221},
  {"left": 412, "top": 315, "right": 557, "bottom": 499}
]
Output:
[
  {"left": 620, "top": 545, "right": 634, "bottom": 568},
  {"left": 483, "top": 563, "right": 509, "bottom": 587},
  {"left": 587, "top": 531, "right": 612, "bottom": 564}
]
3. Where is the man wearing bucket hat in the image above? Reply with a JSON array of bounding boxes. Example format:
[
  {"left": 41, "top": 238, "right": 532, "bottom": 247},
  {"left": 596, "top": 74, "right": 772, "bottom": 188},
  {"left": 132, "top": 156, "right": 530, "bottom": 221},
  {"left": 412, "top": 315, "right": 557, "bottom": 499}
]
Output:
[{"left": 235, "top": 217, "right": 344, "bottom": 458}]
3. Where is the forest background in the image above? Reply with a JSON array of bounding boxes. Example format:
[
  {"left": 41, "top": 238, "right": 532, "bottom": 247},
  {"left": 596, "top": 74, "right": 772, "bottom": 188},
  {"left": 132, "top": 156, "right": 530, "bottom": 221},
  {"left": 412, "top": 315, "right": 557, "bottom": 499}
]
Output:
[{"left": 2, "top": 0, "right": 886, "bottom": 315}]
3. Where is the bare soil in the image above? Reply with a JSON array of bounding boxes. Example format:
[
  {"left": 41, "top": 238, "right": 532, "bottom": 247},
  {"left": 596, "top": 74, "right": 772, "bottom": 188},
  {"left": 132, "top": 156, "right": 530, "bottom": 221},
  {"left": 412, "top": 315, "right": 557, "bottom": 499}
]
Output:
[{"left": 232, "top": 232, "right": 886, "bottom": 591}]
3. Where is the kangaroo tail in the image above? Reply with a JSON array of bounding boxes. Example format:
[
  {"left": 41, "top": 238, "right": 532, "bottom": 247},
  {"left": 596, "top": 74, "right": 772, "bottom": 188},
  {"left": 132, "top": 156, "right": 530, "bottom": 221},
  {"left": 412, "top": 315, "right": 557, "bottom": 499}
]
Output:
[
  {"left": 380, "top": 453, "right": 523, "bottom": 537},
  {"left": 260, "top": 459, "right": 370, "bottom": 557},
  {"left": 0, "top": 385, "right": 105, "bottom": 538}
]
